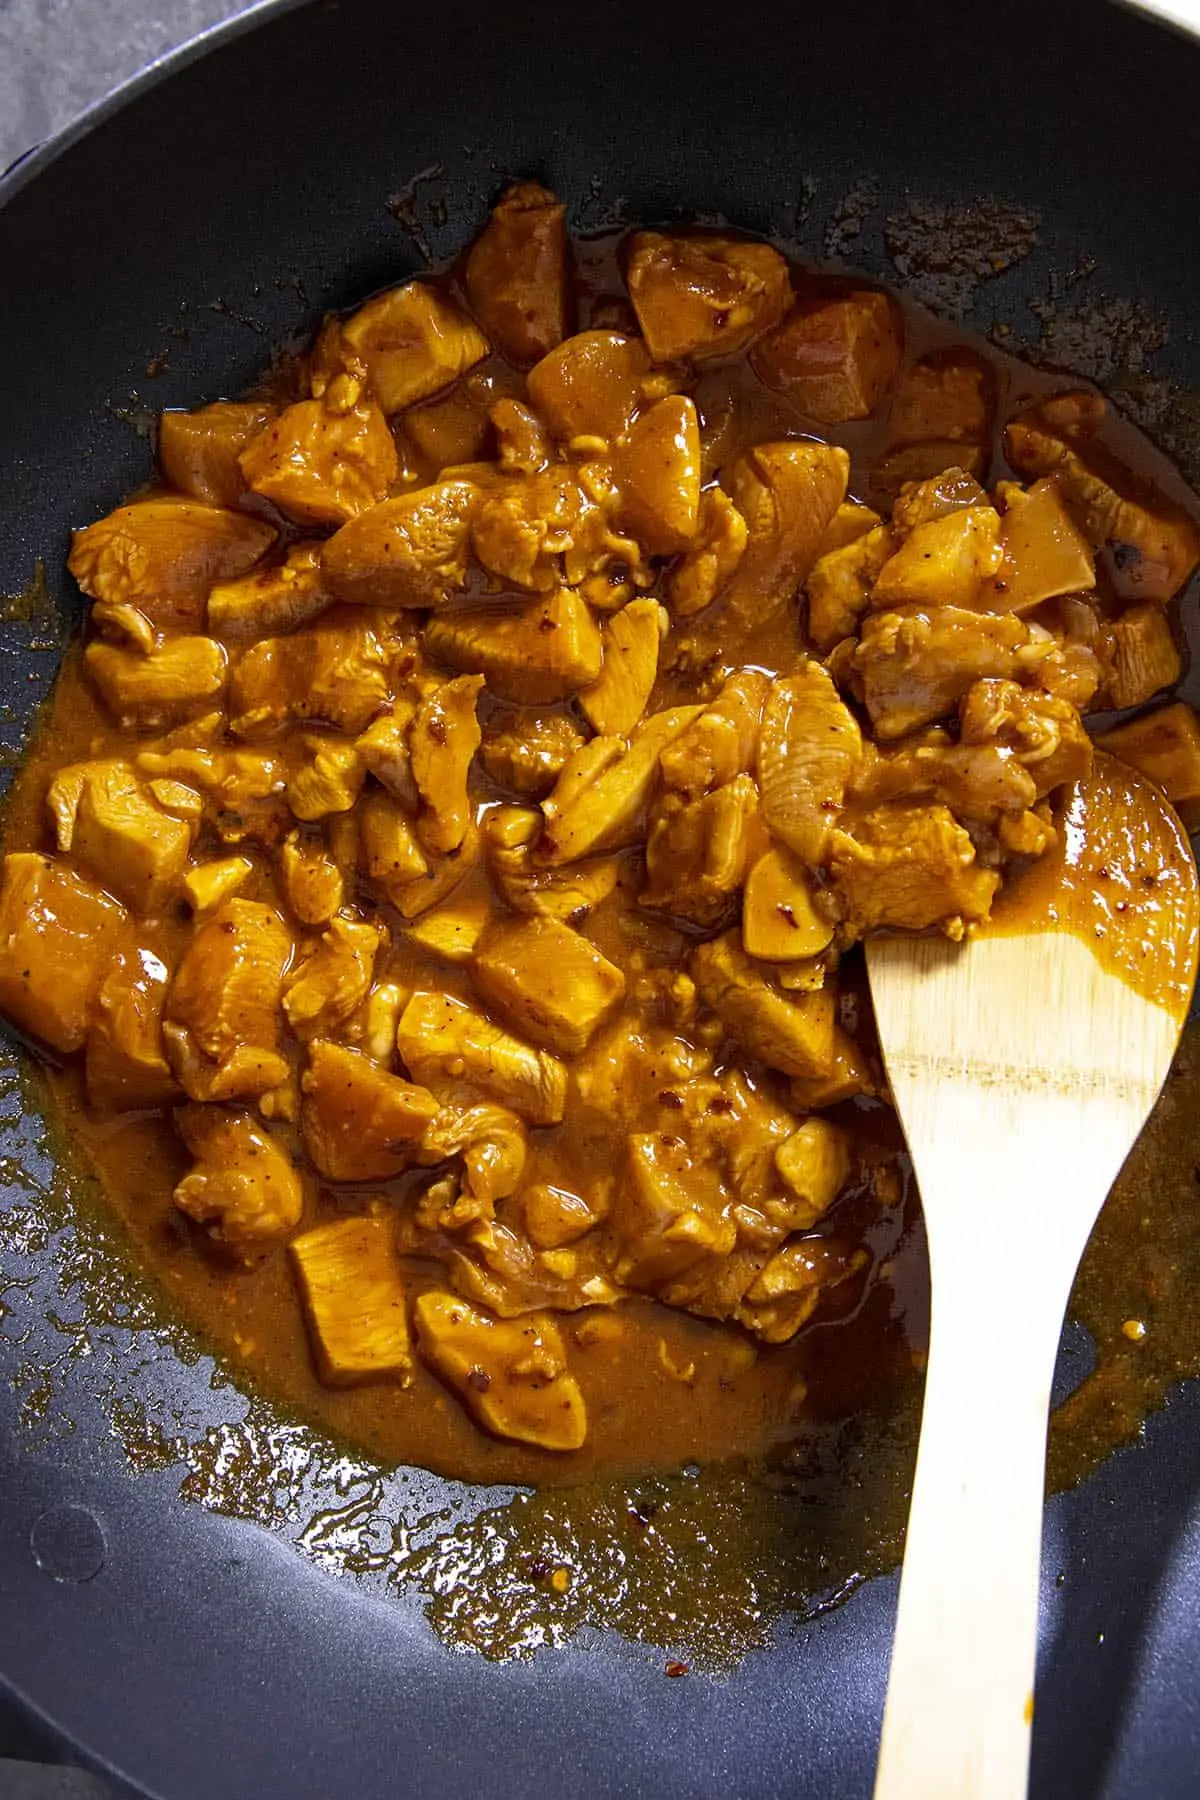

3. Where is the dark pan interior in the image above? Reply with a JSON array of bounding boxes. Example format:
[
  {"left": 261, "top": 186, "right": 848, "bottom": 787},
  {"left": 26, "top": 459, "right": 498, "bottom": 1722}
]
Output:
[{"left": 3, "top": 1, "right": 1200, "bottom": 1794}]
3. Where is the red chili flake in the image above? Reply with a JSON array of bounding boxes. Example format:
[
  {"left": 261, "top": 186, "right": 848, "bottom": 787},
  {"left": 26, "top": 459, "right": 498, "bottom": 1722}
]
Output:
[
  {"left": 527, "top": 1557, "right": 551, "bottom": 1583},
  {"left": 428, "top": 717, "right": 448, "bottom": 746},
  {"left": 538, "top": 615, "right": 559, "bottom": 632},
  {"left": 665, "top": 1661, "right": 689, "bottom": 1679},
  {"left": 707, "top": 1095, "right": 733, "bottom": 1115},
  {"left": 657, "top": 1089, "right": 684, "bottom": 1109},
  {"left": 467, "top": 1365, "right": 491, "bottom": 1393}
]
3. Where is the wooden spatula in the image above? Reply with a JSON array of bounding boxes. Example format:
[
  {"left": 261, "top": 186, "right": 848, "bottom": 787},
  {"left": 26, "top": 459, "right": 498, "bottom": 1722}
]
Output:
[{"left": 868, "top": 754, "right": 1199, "bottom": 1800}]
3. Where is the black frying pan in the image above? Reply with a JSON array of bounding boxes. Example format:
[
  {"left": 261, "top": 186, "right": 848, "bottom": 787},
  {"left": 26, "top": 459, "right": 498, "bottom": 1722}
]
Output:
[{"left": 3, "top": 1, "right": 1200, "bottom": 1793}]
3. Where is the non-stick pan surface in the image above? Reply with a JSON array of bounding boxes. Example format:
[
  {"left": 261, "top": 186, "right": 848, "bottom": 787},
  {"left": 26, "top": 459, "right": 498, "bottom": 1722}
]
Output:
[{"left": 3, "top": 1, "right": 1200, "bottom": 1793}]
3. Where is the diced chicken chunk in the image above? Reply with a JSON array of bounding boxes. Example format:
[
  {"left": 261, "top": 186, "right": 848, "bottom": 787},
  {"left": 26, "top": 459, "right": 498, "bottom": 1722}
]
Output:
[
  {"left": 471, "top": 915, "right": 625, "bottom": 1055},
  {"left": 614, "top": 1132, "right": 736, "bottom": 1290},
  {"left": 806, "top": 524, "right": 895, "bottom": 652},
  {"left": 691, "top": 931, "right": 843, "bottom": 1079},
  {"left": 579, "top": 599, "right": 665, "bottom": 737},
  {"left": 1095, "top": 701, "right": 1200, "bottom": 831},
  {"left": 413, "top": 1291, "right": 587, "bottom": 1451},
  {"left": 239, "top": 393, "right": 398, "bottom": 527},
  {"left": 666, "top": 488, "right": 748, "bottom": 617},
  {"left": 334, "top": 282, "right": 489, "bottom": 413},
  {"left": 659, "top": 669, "right": 769, "bottom": 796},
  {"left": 958, "top": 679, "right": 1093, "bottom": 799},
  {"left": 174, "top": 1105, "right": 303, "bottom": 1255},
  {"left": 641, "top": 774, "right": 761, "bottom": 927},
  {"left": 470, "top": 466, "right": 588, "bottom": 592},
  {"left": 69, "top": 498, "right": 275, "bottom": 631},
  {"left": 301, "top": 1038, "right": 439, "bottom": 1181},
  {"left": 229, "top": 611, "right": 390, "bottom": 737},
  {"left": 164, "top": 898, "right": 292, "bottom": 1101},
  {"left": 180, "top": 856, "right": 253, "bottom": 915},
  {"left": 85, "top": 943, "right": 177, "bottom": 1111},
  {"left": 277, "top": 831, "right": 344, "bottom": 926},
  {"left": 286, "top": 737, "right": 366, "bottom": 822},
  {"left": 322, "top": 480, "right": 479, "bottom": 609},
  {"left": 424, "top": 587, "right": 602, "bottom": 703},
  {"left": 890, "top": 467, "right": 987, "bottom": 537},
  {"left": 291, "top": 1215, "right": 414, "bottom": 1386},
  {"left": 852, "top": 606, "right": 1043, "bottom": 740},
  {"left": 479, "top": 706, "right": 587, "bottom": 797},
  {"left": 849, "top": 735, "right": 1037, "bottom": 823},
  {"left": 775, "top": 1118, "right": 853, "bottom": 1228},
  {"left": 538, "top": 704, "right": 702, "bottom": 862},
  {"left": 752, "top": 290, "right": 903, "bottom": 423},
  {"left": 526, "top": 331, "right": 654, "bottom": 443},
  {"left": 86, "top": 636, "right": 228, "bottom": 730},
  {"left": 722, "top": 440, "right": 849, "bottom": 627},
  {"left": 871, "top": 505, "right": 1003, "bottom": 608},
  {"left": 625, "top": 232, "right": 790, "bottom": 364},
  {"left": 0, "top": 854, "right": 127, "bottom": 1053},
  {"left": 826, "top": 804, "right": 999, "bottom": 936},
  {"left": 465, "top": 182, "right": 569, "bottom": 365},
  {"left": 397, "top": 990, "right": 567, "bottom": 1125},
  {"left": 283, "top": 915, "right": 382, "bottom": 1036},
  {"left": 615, "top": 396, "right": 702, "bottom": 554},
  {"left": 158, "top": 402, "right": 276, "bottom": 507},
  {"left": 358, "top": 789, "right": 429, "bottom": 898},
  {"left": 410, "top": 673, "right": 483, "bottom": 854},
  {"left": 403, "top": 893, "right": 493, "bottom": 964},
  {"left": 756, "top": 664, "right": 863, "bottom": 863},
  {"left": 736, "top": 1238, "right": 864, "bottom": 1344},
  {"left": 1104, "top": 604, "right": 1182, "bottom": 710},
  {"left": 207, "top": 542, "right": 331, "bottom": 641},
  {"left": 483, "top": 805, "right": 622, "bottom": 922},
  {"left": 375, "top": 816, "right": 480, "bottom": 921},
  {"left": 48, "top": 758, "right": 194, "bottom": 911}
]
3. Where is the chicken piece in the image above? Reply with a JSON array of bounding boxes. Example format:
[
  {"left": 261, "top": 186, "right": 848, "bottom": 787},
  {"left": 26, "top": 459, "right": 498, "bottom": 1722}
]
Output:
[
  {"left": 334, "top": 282, "right": 490, "bottom": 414},
  {"left": 1004, "top": 392, "right": 1200, "bottom": 603},
  {"left": 396, "top": 990, "right": 567, "bottom": 1125},
  {"left": 403, "top": 893, "right": 493, "bottom": 964},
  {"left": 300, "top": 1038, "right": 439, "bottom": 1181},
  {"left": 344, "top": 979, "right": 410, "bottom": 1065},
  {"left": 538, "top": 704, "right": 702, "bottom": 863},
  {"left": 0, "top": 855, "right": 128, "bottom": 1054},
  {"left": 291, "top": 1215, "right": 413, "bottom": 1387},
  {"left": 722, "top": 441, "right": 849, "bottom": 628},
  {"left": 283, "top": 915, "right": 382, "bottom": 1036},
  {"left": 403, "top": 368, "right": 505, "bottom": 471},
  {"left": 614, "top": 395, "right": 702, "bottom": 554},
  {"left": 482, "top": 805, "right": 622, "bottom": 922},
  {"left": 815, "top": 500, "right": 882, "bottom": 557},
  {"left": 358, "top": 789, "right": 429, "bottom": 898},
  {"left": 774, "top": 1118, "right": 853, "bottom": 1228},
  {"left": 735, "top": 1238, "right": 865, "bottom": 1344},
  {"left": 352, "top": 702, "right": 417, "bottom": 816},
  {"left": 471, "top": 915, "right": 625, "bottom": 1056},
  {"left": 84, "top": 943, "right": 177, "bottom": 1111},
  {"left": 666, "top": 487, "right": 748, "bottom": 617},
  {"left": 625, "top": 232, "right": 790, "bottom": 364},
  {"left": 321, "top": 479, "right": 478, "bottom": 610},
  {"left": 230, "top": 611, "right": 390, "bottom": 738},
  {"left": 416, "top": 1101, "right": 528, "bottom": 1207},
  {"left": 888, "top": 467, "right": 988, "bottom": 538},
  {"left": 1035, "top": 595, "right": 1110, "bottom": 712},
  {"left": 491, "top": 397, "right": 553, "bottom": 476},
  {"left": 158, "top": 401, "right": 276, "bottom": 507},
  {"left": 239, "top": 392, "right": 398, "bottom": 528},
  {"left": 849, "top": 735, "right": 1037, "bottom": 822},
  {"left": 873, "top": 439, "right": 990, "bottom": 499},
  {"left": 521, "top": 1183, "right": 600, "bottom": 1250},
  {"left": 136, "top": 731, "right": 285, "bottom": 814},
  {"left": 86, "top": 636, "right": 228, "bottom": 728},
  {"left": 424, "top": 587, "right": 602, "bottom": 704},
  {"left": 180, "top": 856, "right": 253, "bottom": 915},
  {"left": 641, "top": 774, "right": 761, "bottom": 927},
  {"left": 742, "top": 845, "right": 835, "bottom": 961},
  {"left": 752, "top": 290, "right": 903, "bottom": 423},
  {"left": 827, "top": 804, "right": 999, "bottom": 938},
  {"left": 852, "top": 606, "right": 1044, "bottom": 740},
  {"left": 885, "top": 347, "right": 996, "bottom": 454},
  {"left": 277, "top": 832, "right": 344, "bottom": 926},
  {"left": 164, "top": 898, "right": 292, "bottom": 1101},
  {"left": 659, "top": 669, "right": 770, "bottom": 796},
  {"left": 286, "top": 737, "right": 366, "bottom": 823},
  {"left": 381, "top": 817, "right": 481, "bottom": 920},
  {"left": 805, "top": 523, "right": 895, "bottom": 653},
  {"left": 871, "top": 505, "right": 1003, "bottom": 609},
  {"left": 479, "top": 706, "right": 587, "bottom": 798},
  {"left": 983, "top": 478, "right": 1096, "bottom": 613},
  {"left": 788, "top": 1033, "right": 874, "bottom": 1110},
  {"left": 173, "top": 1105, "right": 303, "bottom": 1255},
  {"left": 469, "top": 466, "right": 585, "bottom": 592},
  {"left": 526, "top": 331, "right": 655, "bottom": 443},
  {"left": 1104, "top": 604, "right": 1182, "bottom": 711},
  {"left": 413, "top": 1291, "right": 587, "bottom": 1452},
  {"left": 1096, "top": 702, "right": 1200, "bottom": 830},
  {"left": 757, "top": 664, "right": 863, "bottom": 863},
  {"left": 613, "top": 1132, "right": 736, "bottom": 1290},
  {"left": 465, "top": 181, "right": 569, "bottom": 365},
  {"left": 207, "top": 542, "right": 331, "bottom": 641},
  {"left": 579, "top": 599, "right": 665, "bottom": 737},
  {"left": 691, "top": 931, "right": 845, "bottom": 1079},
  {"left": 69, "top": 498, "right": 275, "bottom": 631},
  {"left": 409, "top": 674, "right": 483, "bottom": 855},
  {"left": 958, "top": 679, "right": 1093, "bottom": 799},
  {"left": 48, "top": 758, "right": 194, "bottom": 912}
]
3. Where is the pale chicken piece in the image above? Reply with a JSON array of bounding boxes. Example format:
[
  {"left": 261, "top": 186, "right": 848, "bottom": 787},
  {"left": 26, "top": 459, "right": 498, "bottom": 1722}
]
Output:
[
  {"left": 90, "top": 599, "right": 157, "bottom": 655},
  {"left": 614, "top": 395, "right": 702, "bottom": 554},
  {"left": 982, "top": 478, "right": 1096, "bottom": 613},
  {"left": 136, "top": 733, "right": 286, "bottom": 818},
  {"left": 322, "top": 479, "right": 479, "bottom": 609},
  {"left": 957, "top": 678, "right": 1093, "bottom": 798},
  {"left": 424, "top": 588, "right": 603, "bottom": 704},
  {"left": 334, "top": 282, "right": 489, "bottom": 413},
  {"left": 848, "top": 735, "right": 1037, "bottom": 823},
  {"left": 465, "top": 182, "right": 568, "bottom": 365},
  {"left": 722, "top": 441, "right": 849, "bottom": 628},
  {"left": 403, "top": 893, "right": 493, "bottom": 963},
  {"left": 1095, "top": 701, "right": 1200, "bottom": 830},
  {"left": 666, "top": 487, "right": 748, "bottom": 617},
  {"left": 417, "top": 1102, "right": 528, "bottom": 1206},
  {"left": 815, "top": 500, "right": 883, "bottom": 558},
  {"left": 174, "top": 1105, "right": 303, "bottom": 1256},
  {"left": 788, "top": 1034, "right": 874, "bottom": 1110},
  {"left": 479, "top": 706, "right": 587, "bottom": 798},
  {"left": 207, "top": 543, "right": 331, "bottom": 641},
  {"left": 482, "top": 805, "right": 622, "bottom": 923},
  {"left": 805, "top": 523, "right": 895, "bottom": 652},
  {"left": 538, "top": 704, "right": 702, "bottom": 864},
  {"left": 355, "top": 697, "right": 419, "bottom": 806},
  {"left": 239, "top": 389, "right": 398, "bottom": 527},
  {"left": 146, "top": 778, "right": 205, "bottom": 824},
  {"left": 1005, "top": 391, "right": 1200, "bottom": 602},
  {"left": 348, "top": 980, "right": 411, "bottom": 1064},
  {"left": 469, "top": 465, "right": 589, "bottom": 593},
  {"left": 870, "top": 505, "right": 1003, "bottom": 608},
  {"left": 291, "top": 1215, "right": 413, "bottom": 1387},
  {"left": 658, "top": 669, "right": 770, "bottom": 796},
  {"left": 164, "top": 898, "right": 292, "bottom": 1102},
  {"left": 471, "top": 915, "right": 625, "bottom": 1056},
  {"left": 826, "top": 803, "right": 999, "bottom": 938},
  {"left": 47, "top": 758, "right": 194, "bottom": 911},
  {"left": 358, "top": 787, "right": 429, "bottom": 898},
  {"left": 69, "top": 498, "right": 275, "bottom": 631},
  {"left": 614, "top": 1132, "right": 736, "bottom": 1291},
  {"left": 526, "top": 331, "right": 656, "bottom": 443},
  {"left": 757, "top": 664, "right": 863, "bottom": 863},
  {"left": 286, "top": 738, "right": 367, "bottom": 822},
  {"left": 85, "top": 943, "right": 177, "bottom": 1111},
  {"left": 86, "top": 636, "right": 228, "bottom": 728},
  {"left": 276, "top": 831, "right": 344, "bottom": 926},
  {"left": 381, "top": 817, "right": 481, "bottom": 921},
  {"left": 641, "top": 774, "right": 761, "bottom": 927},
  {"left": 410, "top": 673, "right": 483, "bottom": 854},
  {"left": 851, "top": 605, "right": 1045, "bottom": 740},
  {"left": 579, "top": 599, "right": 666, "bottom": 737},
  {"left": 521, "top": 1183, "right": 601, "bottom": 1250},
  {"left": 888, "top": 466, "right": 988, "bottom": 538},
  {"left": 691, "top": 931, "right": 844, "bottom": 1080},
  {"left": 742, "top": 844, "right": 835, "bottom": 961},
  {"left": 1104, "top": 604, "right": 1183, "bottom": 710},
  {"left": 735, "top": 1238, "right": 865, "bottom": 1344},
  {"left": 283, "top": 915, "right": 383, "bottom": 1036},
  {"left": 405, "top": 368, "right": 517, "bottom": 470},
  {"left": 229, "top": 610, "right": 389, "bottom": 737},
  {"left": 158, "top": 401, "right": 276, "bottom": 507},
  {"left": 492, "top": 397, "right": 553, "bottom": 476},
  {"left": 752, "top": 289, "right": 903, "bottom": 423},
  {"left": 396, "top": 990, "right": 567, "bottom": 1126},
  {"left": 180, "top": 856, "right": 253, "bottom": 915},
  {"left": 0, "top": 855, "right": 127, "bottom": 1053},
  {"left": 413, "top": 1291, "right": 587, "bottom": 1452},
  {"left": 774, "top": 1118, "right": 853, "bottom": 1229},
  {"left": 301, "top": 1038, "right": 439, "bottom": 1181},
  {"left": 625, "top": 232, "right": 790, "bottom": 363}
]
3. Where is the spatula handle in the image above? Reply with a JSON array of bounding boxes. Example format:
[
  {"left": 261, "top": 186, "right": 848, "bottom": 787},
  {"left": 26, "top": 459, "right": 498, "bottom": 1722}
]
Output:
[{"left": 873, "top": 1254, "right": 1064, "bottom": 1800}]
